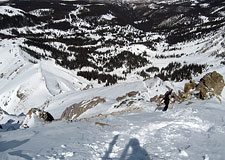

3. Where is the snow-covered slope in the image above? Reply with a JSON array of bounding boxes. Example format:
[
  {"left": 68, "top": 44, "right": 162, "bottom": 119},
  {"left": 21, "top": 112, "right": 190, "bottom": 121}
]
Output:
[
  {"left": 0, "top": 38, "right": 89, "bottom": 116},
  {"left": 0, "top": 83, "right": 225, "bottom": 159}
]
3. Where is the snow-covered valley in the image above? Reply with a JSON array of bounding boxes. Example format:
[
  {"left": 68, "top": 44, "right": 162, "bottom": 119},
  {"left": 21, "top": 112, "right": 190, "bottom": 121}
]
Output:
[{"left": 0, "top": 0, "right": 225, "bottom": 159}]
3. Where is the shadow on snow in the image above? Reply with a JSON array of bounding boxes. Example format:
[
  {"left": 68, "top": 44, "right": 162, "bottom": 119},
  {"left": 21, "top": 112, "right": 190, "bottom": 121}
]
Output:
[
  {"left": 103, "top": 135, "right": 151, "bottom": 160},
  {"left": 0, "top": 139, "right": 29, "bottom": 152}
]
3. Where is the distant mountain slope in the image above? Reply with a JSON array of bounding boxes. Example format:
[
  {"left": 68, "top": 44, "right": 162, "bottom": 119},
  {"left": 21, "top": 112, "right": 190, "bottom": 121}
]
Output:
[{"left": 1, "top": 0, "right": 224, "bottom": 84}]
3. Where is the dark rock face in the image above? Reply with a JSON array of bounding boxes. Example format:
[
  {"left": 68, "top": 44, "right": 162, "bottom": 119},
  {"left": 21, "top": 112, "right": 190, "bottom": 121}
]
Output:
[{"left": 60, "top": 97, "right": 106, "bottom": 121}]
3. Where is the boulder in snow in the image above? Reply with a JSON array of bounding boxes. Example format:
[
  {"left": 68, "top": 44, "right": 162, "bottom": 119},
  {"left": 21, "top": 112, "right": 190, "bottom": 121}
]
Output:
[
  {"left": 21, "top": 108, "right": 54, "bottom": 128},
  {"left": 196, "top": 71, "right": 225, "bottom": 99}
]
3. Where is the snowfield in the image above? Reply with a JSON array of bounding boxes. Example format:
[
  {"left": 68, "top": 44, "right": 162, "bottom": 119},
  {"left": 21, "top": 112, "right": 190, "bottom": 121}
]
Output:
[{"left": 0, "top": 95, "right": 225, "bottom": 160}]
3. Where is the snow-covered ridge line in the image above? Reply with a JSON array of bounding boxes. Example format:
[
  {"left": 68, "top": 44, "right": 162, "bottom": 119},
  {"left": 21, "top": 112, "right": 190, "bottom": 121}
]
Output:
[{"left": 0, "top": 6, "right": 24, "bottom": 17}]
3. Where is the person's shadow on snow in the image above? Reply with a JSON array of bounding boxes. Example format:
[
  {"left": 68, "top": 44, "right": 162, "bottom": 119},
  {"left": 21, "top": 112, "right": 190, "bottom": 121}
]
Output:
[
  {"left": 102, "top": 134, "right": 119, "bottom": 160},
  {"left": 119, "top": 138, "right": 151, "bottom": 160}
]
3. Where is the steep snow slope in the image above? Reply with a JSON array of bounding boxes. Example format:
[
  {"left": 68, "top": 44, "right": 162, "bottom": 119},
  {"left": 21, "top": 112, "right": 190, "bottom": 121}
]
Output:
[
  {"left": 0, "top": 87, "right": 225, "bottom": 160},
  {"left": 0, "top": 39, "right": 88, "bottom": 116}
]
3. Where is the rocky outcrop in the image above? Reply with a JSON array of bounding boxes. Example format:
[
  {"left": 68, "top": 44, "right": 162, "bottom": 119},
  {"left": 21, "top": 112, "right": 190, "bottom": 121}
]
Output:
[
  {"left": 180, "top": 71, "right": 224, "bottom": 100},
  {"left": 150, "top": 92, "right": 179, "bottom": 105},
  {"left": 184, "top": 80, "right": 196, "bottom": 93},
  {"left": 116, "top": 91, "right": 139, "bottom": 102},
  {"left": 150, "top": 94, "right": 164, "bottom": 103},
  {"left": 150, "top": 71, "right": 224, "bottom": 103},
  {"left": 114, "top": 91, "right": 140, "bottom": 108},
  {"left": 196, "top": 71, "right": 225, "bottom": 99},
  {"left": 27, "top": 108, "right": 54, "bottom": 122},
  {"left": 21, "top": 108, "right": 54, "bottom": 128},
  {"left": 60, "top": 97, "right": 106, "bottom": 121}
]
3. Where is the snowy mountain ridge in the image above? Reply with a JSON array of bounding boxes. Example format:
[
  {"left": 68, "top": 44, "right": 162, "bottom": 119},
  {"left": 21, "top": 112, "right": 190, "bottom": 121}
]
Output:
[{"left": 0, "top": 0, "right": 225, "bottom": 159}]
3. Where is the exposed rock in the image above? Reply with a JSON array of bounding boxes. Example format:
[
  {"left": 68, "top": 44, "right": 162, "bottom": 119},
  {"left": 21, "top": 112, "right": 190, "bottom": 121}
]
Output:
[
  {"left": 21, "top": 108, "right": 54, "bottom": 128},
  {"left": 127, "top": 91, "right": 139, "bottom": 97},
  {"left": 186, "top": 101, "right": 194, "bottom": 105},
  {"left": 196, "top": 82, "right": 209, "bottom": 99},
  {"left": 149, "top": 71, "right": 224, "bottom": 105},
  {"left": 150, "top": 95, "right": 159, "bottom": 102},
  {"left": 114, "top": 91, "right": 140, "bottom": 108},
  {"left": 178, "top": 71, "right": 224, "bottom": 101},
  {"left": 60, "top": 97, "right": 106, "bottom": 121},
  {"left": 83, "top": 84, "right": 93, "bottom": 90},
  {"left": 95, "top": 122, "right": 110, "bottom": 127},
  {"left": 27, "top": 108, "right": 54, "bottom": 122},
  {"left": 116, "top": 91, "right": 139, "bottom": 102},
  {"left": 184, "top": 80, "right": 196, "bottom": 93},
  {"left": 150, "top": 94, "right": 164, "bottom": 103},
  {"left": 171, "top": 92, "right": 180, "bottom": 102},
  {"left": 196, "top": 71, "right": 225, "bottom": 99},
  {"left": 116, "top": 95, "right": 126, "bottom": 102},
  {"left": 114, "top": 99, "right": 135, "bottom": 109},
  {"left": 0, "top": 107, "right": 3, "bottom": 115}
]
